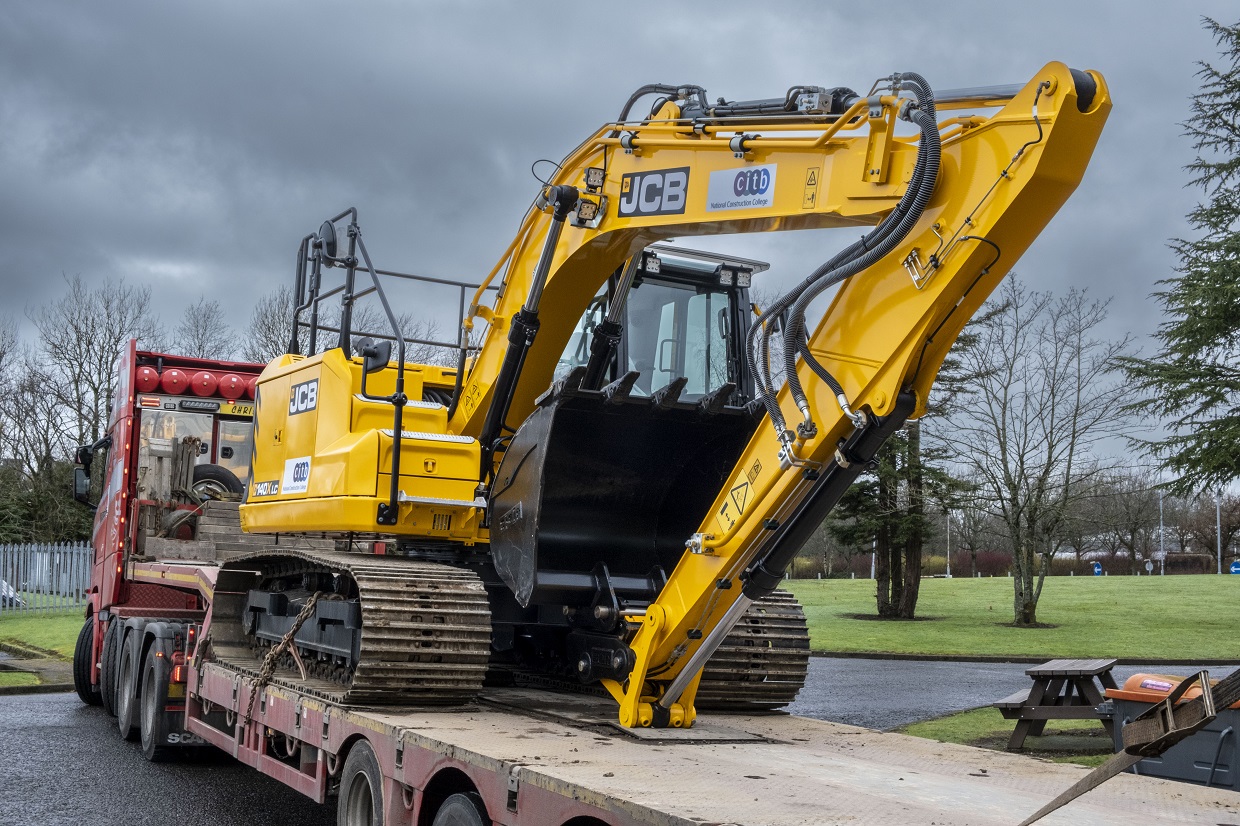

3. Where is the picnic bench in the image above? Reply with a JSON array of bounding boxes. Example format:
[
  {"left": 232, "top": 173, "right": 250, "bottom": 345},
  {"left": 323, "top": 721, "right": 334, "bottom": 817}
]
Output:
[{"left": 993, "top": 658, "right": 1118, "bottom": 750}]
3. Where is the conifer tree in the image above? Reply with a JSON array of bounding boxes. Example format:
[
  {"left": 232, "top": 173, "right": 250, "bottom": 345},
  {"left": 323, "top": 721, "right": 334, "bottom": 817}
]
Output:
[{"left": 1121, "top": 18, "right": 1240, "bottom": 492}]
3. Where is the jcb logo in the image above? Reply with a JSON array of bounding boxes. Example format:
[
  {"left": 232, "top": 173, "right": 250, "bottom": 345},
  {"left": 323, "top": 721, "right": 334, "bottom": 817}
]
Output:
[
  {"left": 288, "top": 379, "right": 318, "bottom": 415},
  {"left": 618, "top": 167, "right": 689, "bottom": 217}
]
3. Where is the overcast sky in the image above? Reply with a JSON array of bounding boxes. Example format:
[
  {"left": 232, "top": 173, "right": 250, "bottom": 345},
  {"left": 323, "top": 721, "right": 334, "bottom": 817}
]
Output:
[{"left": 1, "top": 0, "right": 1236, "bottom": 355}]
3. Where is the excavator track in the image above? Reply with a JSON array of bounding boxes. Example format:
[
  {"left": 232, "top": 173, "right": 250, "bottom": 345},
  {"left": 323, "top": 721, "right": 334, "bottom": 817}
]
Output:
[
  {"left": 697, "top": 590, "right": 810, "bottom": 711},
  {"left": 211, "top": 549, "right": 491, "bottom": 706}
]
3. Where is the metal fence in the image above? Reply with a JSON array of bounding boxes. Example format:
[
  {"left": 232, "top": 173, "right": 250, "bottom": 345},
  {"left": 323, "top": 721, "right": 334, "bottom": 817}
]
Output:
[{"left": 0, "top": 543, "right": 92, "bottom": 613}]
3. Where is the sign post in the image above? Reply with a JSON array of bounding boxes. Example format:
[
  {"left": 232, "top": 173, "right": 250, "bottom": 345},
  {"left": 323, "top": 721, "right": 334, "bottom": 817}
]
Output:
[
  {"left": 1092, "top": 561, "right": 1103, "bottom": 577},
  {"left": 1230, "top": 560, "right": 1240, "bottom": 575}
]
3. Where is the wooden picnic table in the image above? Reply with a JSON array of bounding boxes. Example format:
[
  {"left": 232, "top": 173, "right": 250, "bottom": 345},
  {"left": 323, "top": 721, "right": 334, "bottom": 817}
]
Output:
[{"left": 993, "top": 658, "right": 1118, "bottom": 750}]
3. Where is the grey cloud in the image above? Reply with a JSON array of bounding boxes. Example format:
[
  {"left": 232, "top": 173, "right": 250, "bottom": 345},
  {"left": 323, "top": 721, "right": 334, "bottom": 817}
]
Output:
[{"left": 0, "top": 0, "right": 1234, "bottom": 353}]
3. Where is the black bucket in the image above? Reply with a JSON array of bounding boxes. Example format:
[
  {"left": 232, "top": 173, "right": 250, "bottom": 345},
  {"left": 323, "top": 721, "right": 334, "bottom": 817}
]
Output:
[{"left": 490, "top": 375, "right": 758, "bottom": 609}]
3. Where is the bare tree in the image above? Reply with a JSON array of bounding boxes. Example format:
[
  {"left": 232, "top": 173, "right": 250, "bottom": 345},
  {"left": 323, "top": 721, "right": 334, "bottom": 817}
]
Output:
[
  {"left": 174, "top": 296, "right": 234, "bottom": 359},
  {"left": 951, "top": 477, "right": 1011, "bottom": 578},
  {"left": 30, "top": 274, "right": 163, "bottom": 445},
  {"left": 0, "top": 317, "right": 16, "bottom": 457},
  {"left": 2, "top": 352, "right": 74, "bottom": 478},
  {"left": 1186, "top": 491, "right": 1240, "bottom": 564},
  {"left": 933, "top": 277, "right": 1133, "bottom": 625},
  {"left": 1056, "top": 474, "right": 1104, "bottom": 570},
  {"left": 242, "top": 286, "right": 298, "bottom": 364},
  {"left": 242, "top": 286, "right": 459, "bottom": 369},
  {"left": 1096, "top": 469, "right": 1160, "bottom": 575}
]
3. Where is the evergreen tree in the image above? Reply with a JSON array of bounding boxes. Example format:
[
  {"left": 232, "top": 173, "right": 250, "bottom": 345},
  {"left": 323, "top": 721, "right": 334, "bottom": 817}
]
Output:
[
  {"left": 1120, "top": 18, "right": 1240, "bottom": 492},
  {"left": 825, "top": 323, "right": 980, "bottom": 619}
]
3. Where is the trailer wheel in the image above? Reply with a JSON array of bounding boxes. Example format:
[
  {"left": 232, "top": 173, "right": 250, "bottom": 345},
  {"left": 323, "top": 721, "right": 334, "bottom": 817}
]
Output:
[
  {"left": 191, "top": 463, "right": 244, "bottom": 500},
  {"left": 432, "top": 793, "right": 490, "bottom": 826},
  {"left": 100, "top": 620, "right": 119, "bottom": 716},
  {"left": 339, "top": 740, "right": 384, "bottom": 826},
  {"left": 73, "top": 617, "right": 102, "bottom": 706},
  {"left": 116, "top": 634, "right": 140, "bottom": 741},
  {"left": 139, "top": 646, "right": 172, "bottom": 762}
]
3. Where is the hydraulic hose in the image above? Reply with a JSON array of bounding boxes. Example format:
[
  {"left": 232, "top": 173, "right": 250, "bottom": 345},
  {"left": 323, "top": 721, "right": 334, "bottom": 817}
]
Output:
[
  {"left": 779, "top": 79, "right": 940, "bottom": 430},
  {"left": 744, "top": 74, "right": 939, "bottom": 444}
]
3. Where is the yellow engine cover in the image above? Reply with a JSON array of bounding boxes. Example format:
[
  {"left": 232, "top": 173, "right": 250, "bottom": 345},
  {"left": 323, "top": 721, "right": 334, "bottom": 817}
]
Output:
[{"left": 240, "top": 349, "right": 483, "bottom": 542}]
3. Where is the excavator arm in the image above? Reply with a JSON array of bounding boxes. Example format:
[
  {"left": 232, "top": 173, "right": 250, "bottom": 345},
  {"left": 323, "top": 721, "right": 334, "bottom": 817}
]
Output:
[{"left": 457, "top": 63, "right": 1110, "bottom": 726}]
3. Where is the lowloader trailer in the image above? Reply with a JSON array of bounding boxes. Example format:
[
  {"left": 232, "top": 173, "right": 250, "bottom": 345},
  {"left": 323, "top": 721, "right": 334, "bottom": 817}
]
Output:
[{"left": 81, "top": 554, "right": 1240, "bottom": 825}]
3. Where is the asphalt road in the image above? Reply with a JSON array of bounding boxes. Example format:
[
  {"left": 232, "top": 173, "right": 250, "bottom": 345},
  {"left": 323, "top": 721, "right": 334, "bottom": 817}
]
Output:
[
  {"left": 4, "top": 659, "right": 1235, "bottom": 825},
  {"left": 0, "top": 692, "right": 336, "bottom": 826}
]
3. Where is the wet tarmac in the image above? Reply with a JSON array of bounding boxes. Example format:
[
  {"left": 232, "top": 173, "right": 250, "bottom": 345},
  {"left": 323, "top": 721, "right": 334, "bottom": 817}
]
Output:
[
  {"left": 0, "top": 692, "right": 335, "bottom": 826},
  {"left": 2, "top": 658, "right": 1234, "bottom": 824}
]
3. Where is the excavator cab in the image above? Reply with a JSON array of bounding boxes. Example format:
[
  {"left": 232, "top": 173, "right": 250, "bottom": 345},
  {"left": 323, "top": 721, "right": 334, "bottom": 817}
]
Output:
[
  {"left": 489, "top": 247, "right": 767, "bottom": 639},
  {"left": 552, "top": 245, "right": 763, "bottom": 400}
]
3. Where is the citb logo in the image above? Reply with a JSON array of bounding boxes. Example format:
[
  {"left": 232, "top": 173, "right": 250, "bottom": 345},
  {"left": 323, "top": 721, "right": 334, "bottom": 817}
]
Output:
[
  {"left": 733, "top": 168, "right": 772, "bottom": 197},
  {"left": 288, "top": 379, "right": 318, "bottom": 415}
]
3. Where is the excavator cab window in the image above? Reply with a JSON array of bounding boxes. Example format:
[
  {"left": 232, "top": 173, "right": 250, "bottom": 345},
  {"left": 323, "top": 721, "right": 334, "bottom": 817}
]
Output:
[
  {"left": 626, "top": 278, "right": 733, "bottom": 399},
  {"left": 553, "top": 249, "right": 755, "bottom": 399},
  {"left": 554, "top": 289, "right": 608, "bottom": 382}
]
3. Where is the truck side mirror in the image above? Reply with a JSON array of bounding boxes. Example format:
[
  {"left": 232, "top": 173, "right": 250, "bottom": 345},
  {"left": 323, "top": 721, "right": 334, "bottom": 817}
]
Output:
[{"left": 73, "top": 466, "right": 93, "bottom": 506}]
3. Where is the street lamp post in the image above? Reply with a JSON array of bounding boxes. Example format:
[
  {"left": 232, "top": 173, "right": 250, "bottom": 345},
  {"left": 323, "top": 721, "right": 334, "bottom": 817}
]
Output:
[
  {"left": 945, "top": 511, "right": 952, "bottom": 578},
  {"left": 1218, "top": 489, "right": 1224, "bottom": 576},
  {"left": 1159, "top": 488, "right": 1165, "bottom": 576}
]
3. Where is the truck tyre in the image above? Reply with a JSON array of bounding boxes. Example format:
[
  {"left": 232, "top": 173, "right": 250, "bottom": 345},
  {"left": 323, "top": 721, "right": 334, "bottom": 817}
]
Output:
[
  {"left": 73, "top": 617, "right": 102, "bottom": 706},
  {"left": 432, "top": 793, "right": 490, "bottom": 826},
  {"left": 191, "top": 463, "right": 244, "bottom": 500},
  {"left": 139, "top": 646, "right": 172, "bottom": 762},
  {"left": 100, "top": 620, "right": 119, "bottom": 716},
  {"left": 116, "top": 634, "right": 140, "bottom": 741},
  {"left": 338, "top": 740, "right": 384, "bottom": 826}
]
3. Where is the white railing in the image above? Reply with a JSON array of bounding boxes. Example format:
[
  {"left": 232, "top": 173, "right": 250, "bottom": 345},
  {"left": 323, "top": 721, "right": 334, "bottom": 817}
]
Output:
[{"left": 0, "top": 543, "right": 92, "bottom": 613}]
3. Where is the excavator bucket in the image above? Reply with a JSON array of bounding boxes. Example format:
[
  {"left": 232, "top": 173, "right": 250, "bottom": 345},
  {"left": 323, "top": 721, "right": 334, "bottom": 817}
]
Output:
[{"left": 490, "top": 370, "right": 758, "bottom": 609}]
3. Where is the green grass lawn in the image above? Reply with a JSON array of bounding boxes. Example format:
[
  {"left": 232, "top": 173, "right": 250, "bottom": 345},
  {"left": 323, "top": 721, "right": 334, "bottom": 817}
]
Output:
[
  {"left": 2, "top": 577, "right": 1235, "bottom": 664},
  {"left": 784, "top": 575, "right": 1237, "bottom": 661},
  {"left": 898, "top": 708, "right": 1112, "bottom": 767},
  {"left": 0, "top": 610, "right": 83, "bottom": 659},
  {"left": 0, "top": 670, "right": 41, "bottom": 688}
]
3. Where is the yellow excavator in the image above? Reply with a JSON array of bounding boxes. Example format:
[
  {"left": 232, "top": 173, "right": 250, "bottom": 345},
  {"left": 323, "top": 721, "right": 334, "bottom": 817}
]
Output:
[{"left": 221, "top": 63, "right": 1110, "bottom": 729}]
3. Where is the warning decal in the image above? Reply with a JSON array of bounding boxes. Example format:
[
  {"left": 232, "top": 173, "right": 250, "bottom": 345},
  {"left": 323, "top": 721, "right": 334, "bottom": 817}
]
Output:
[
  {"left": 730, "top": 482, "right": 750, "bottom": 514},
  {"left": 802, "top": 167, "right": 820, "bottom": 210}
]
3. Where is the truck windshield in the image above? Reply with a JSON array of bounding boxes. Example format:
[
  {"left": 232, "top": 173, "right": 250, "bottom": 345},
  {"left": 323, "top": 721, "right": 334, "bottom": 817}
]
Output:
[
  {"left": 139, "top": 410, "right": 212, "bottom": 455},
  {"left": 136, "top": 410, "right": 253, "bottom": 486}
]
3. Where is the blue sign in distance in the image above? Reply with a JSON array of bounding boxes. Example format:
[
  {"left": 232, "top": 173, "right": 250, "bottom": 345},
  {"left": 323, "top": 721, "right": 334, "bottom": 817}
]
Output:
[
  {"left": 1092, "top": 561, "right": 1103, "bottom": 576},
  {"left": 1230, "top": 560, "right": 1240, "bottom": 575}
]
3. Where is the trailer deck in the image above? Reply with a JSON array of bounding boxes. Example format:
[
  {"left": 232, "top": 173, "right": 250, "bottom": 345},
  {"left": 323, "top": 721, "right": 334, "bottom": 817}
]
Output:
[{"left": 189, "top": 659, "right": 1240, "bottom": 826}]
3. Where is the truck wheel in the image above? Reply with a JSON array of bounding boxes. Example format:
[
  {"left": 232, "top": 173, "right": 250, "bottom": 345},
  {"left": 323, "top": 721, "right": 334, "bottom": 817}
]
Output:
[
  {"left": 73, "top": 617, "right": 102, "bottom": 706},
  {"left": 191, "top": 464, "right": 244, "bottom": 500},
  {"left": 100, "top": 621, "right": 119, "bottom": 716},
  {"left": 338, "top": 740, "right": 383, "bottom": 826},
  {"left": 116, "top": 635, "right": 140, "bottom": 741},
  {"left": 432, "top": 793, "right": 490, "bottom": 826},
  {"left": 139, "top": 646, "right": 172, "bottom": 762}
]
